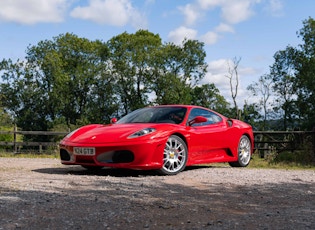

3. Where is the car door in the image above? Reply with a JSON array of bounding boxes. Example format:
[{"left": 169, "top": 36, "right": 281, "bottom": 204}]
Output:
[{"left": 187, "top": 108, "right": 228, "bottom": 164}]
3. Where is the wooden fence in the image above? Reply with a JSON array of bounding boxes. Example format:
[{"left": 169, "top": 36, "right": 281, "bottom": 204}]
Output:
[
  {"left": 0, "top": 128, "right": 315, "bottom": 156},
  {"left": 0, "top": 127, "right": 68, "bottom": 154},
  {"left": 254, "top": 130, "right": 315, "bottom": 157}
]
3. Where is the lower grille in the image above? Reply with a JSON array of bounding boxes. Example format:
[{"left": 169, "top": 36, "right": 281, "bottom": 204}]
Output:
[
  {"left": 97, "top": 150, "right": 134, "bottom": 163},
  {"left": 112, "top": 150, "right": 134, "bottom": 163}
]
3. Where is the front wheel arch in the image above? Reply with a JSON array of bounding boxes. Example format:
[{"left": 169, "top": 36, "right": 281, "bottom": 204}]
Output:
[{"left": 158, "top": 135, "right": 188, "bottom": 175}]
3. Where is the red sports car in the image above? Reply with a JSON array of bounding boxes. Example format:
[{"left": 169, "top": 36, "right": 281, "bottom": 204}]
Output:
[{"left": 59, "top": 105, "right": 254, "bottom": 175}]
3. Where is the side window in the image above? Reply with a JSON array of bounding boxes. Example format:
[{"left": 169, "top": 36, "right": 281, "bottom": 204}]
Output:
[{"left": 188, "top": 108, "right": 222, "bottom": 126}]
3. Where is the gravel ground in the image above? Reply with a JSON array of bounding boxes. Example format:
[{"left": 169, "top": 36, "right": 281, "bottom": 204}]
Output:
[{"left": 0, "top": 158, "right": 314, "bottom": 230}]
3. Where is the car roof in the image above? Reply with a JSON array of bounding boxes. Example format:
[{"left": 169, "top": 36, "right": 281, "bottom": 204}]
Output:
[
  {"left": 151, "top": 104, "right": 207, "bottom": 110},
  {"left": 149, "top": 105, "right": 226, "bottom": 119}
]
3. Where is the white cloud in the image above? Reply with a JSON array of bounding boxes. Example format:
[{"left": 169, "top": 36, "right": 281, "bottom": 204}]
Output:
[
  {"left": 200, "top": 31, "right": 219, "bottom": 45},
  {"left": 264, "top": 0, "right": 284, "bottom": 17},
  {"left": 0, "top": 0, "right": 68, "bottom": 24},
  {"left": 70, "top": 0, "right": 147, "bottom": 29},
  {"left": 186, "top": 0, "right": 261, "bottom": 25},
  {"left": 178, "top": 3, "right": 200, "bottom": 26},
  {"left": 177, "top": 0, "right": 262, "bottom": 45},
  {"left": 167, "top": 26, "right": 197, "bottom": 45},
  {"left": 215, "top": 23, "right": 235, "bottom": 33},
  {"left": 202, "top": 59, "right": 229, "bottom": 89},
  {"left": 220, "top": 0, "right": 257, "bottom": 24},
  {"left": 197, "top": 0, "right": 225, "bottom": 10}
]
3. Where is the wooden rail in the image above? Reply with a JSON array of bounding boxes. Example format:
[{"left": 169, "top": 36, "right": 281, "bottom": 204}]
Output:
[
  {"left": 0, "top": 128, "right": 69, "bottom": 154},
  {"left": 254, "top": 130, "right": 315, "bottom": 157}
]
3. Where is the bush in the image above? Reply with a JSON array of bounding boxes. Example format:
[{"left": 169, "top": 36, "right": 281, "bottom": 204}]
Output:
[{"left": 0, "top": 126, "right": 13, "bottom": 142}]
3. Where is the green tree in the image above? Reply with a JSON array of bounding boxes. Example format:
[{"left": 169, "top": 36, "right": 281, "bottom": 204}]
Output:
[
  {"left": 107, "top": 30, "right": 162, "bottom": 115},
  {"left": 1, "top": 30, "right": 228, "bottom": 132},
  {"left": 240, "top": 102, "right": 262, "bottom": 129},
  {"left": 269, "top": 47, "right": 298, "bottom": 130},
  {"left": 0, "top": 33, "right": 112, "bottom": 132},
  {"left": 294, "top": 17, "right": 315, "bottom": 129},
  {"left": 191, "top": 83, "right": 229, "bottom": 114},
  {"left": 0, "top": 107, "right": 12, "bottom": 127},
  {"left": 0, "top": 59, "right": 50, "bottom": 131},
  {"left": 265, "top": 17, "right": 315, "bottom": 130},
  {"left": 26, "top": 33, "right": 110, "bottom": 126},
  {"left": 247, "top": 74, "right": 273, "bottom": 130},
  {"left": 152, "top": 39, "right": 208, "bottom": 105},
  {"left": 84, "top": 70, "right": 118, "bottom": 124},
  {"left": 152, "top": 43, "right": 190, "bottom": 105}
]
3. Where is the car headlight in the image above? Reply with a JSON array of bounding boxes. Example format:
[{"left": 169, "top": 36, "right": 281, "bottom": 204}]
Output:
[{"left": 128, "top": 128, "right": 156, "bottom": 138}]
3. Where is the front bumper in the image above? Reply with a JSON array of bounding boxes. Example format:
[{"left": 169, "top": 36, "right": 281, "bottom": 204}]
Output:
[{"left": 59, "top": 138, "right": 166, "bottom": 170}]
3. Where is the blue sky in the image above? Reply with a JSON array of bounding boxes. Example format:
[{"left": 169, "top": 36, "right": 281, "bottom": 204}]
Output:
[{"left": 0, "top": 0, "right": 314, "bottom": 106}]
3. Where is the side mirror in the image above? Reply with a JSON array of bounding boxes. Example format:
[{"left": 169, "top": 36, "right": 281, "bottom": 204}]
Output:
[
  {"left": 227, "top": 119, "right": 233, "bottom": 127},
  {"left": 188, "top": 116, "right": 207, "bottom": 126},
  {"left": 110, "top": 117, "right": 117, "bottom": 124}
]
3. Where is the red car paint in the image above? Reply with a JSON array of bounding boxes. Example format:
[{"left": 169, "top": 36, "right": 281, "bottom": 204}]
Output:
[{"left": 59, "top": 105, "right": 254, "bottom": 175}]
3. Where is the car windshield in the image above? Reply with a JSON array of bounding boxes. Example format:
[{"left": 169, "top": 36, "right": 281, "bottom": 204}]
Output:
[{"left": 116, "top": 107, "right": 187, "bottom": 124}]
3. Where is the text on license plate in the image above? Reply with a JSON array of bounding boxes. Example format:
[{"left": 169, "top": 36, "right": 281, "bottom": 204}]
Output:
[{"left": 73, "top": 147, "right": 95, "bottom": 155}]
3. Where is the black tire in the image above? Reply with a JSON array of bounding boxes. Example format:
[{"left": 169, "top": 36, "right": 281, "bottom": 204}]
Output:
[
  {"left": 229, "top": 135, "right": 251, "bottom": 167},
  {"left": 158, "top": 135, "right": 188, "bottom": 175}
]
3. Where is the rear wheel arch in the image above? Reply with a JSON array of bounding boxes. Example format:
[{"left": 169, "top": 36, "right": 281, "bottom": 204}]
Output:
[{"left": 229, "top": 134, "right": 252, "bottom": 167}]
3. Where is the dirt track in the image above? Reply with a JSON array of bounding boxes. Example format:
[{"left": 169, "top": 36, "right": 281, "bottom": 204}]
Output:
[{"left": 0, "top": 158, "right": 314, "bottom": 229}]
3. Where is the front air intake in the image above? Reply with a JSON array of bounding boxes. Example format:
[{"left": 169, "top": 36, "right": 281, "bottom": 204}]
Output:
[
  {"left": 60, "top": 149, "right": 71, "bottom": 161},
  {"left": 112, "top": 150, "right": 134, "bottom": 163}
]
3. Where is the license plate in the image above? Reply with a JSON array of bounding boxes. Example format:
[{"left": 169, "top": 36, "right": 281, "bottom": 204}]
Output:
[{"left": 73, "top": 147, "right": 95, "bottom": 155}]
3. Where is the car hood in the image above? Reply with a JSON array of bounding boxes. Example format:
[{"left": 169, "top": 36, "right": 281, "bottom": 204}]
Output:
[{"left": 62, "top": 123, "right": 173, "bottom": 144}]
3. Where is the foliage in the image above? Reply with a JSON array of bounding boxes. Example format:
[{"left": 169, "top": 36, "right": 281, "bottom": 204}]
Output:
[
  {"left": 0, "top": 107, "right": 12, "bottom": 126},
  {"left": 26, "top": 33, "right": 112, "bottom": 126},
  {"left": 248, "top": 151, "right": 315, "bottom": 169},
  {"left": 247, "top": 74, "right": 273, "bottom": 130},
  {"left": 263, "top": 150, "right": 315, "bottom": 168},
  {"left": 0, "top": 33, "right": 115, "bottom": 132},
  {"left": 1, "top": 30, "right": 224, "bottom": 131},
  {"left": 239, "top": 102, "right": 262, "bottom": 129},
  {"left": 262, "top": 17, "right": 315, "bottom": 130},
  {"left": 0, "top": 126, "right": 12, "bottom": 143},
  {"left": 269, "top": 47, "right": 299, "bottom": 130},
  {"left": 2, "top": 17, "right": 315, "bottom": 133},
  {"left": 107, "top": 30, "right": 162, "bottom": 115}
]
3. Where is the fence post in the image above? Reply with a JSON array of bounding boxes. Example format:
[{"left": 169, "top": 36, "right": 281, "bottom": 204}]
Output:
[{"left": 13, "top": 125, "right": 17, "bottom": 154}]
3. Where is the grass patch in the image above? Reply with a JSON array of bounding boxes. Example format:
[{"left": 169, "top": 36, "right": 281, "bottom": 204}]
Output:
[
  {"left": 249, "top": 152, "right": 315, "bottom": 170},
  {"left": 0, "top": 151, "right": 59, "bottom": 159}
]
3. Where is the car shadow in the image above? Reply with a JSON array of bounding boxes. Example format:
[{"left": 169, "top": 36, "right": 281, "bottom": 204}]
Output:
[
  {"left": 33, "top": 166, "right": 157, "bottom": 177},
  {"left": 32, "top": 165, "right": 220, "bottom": 177}
]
